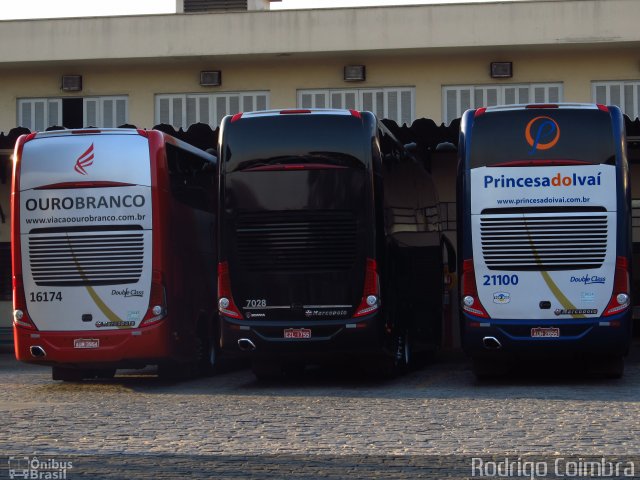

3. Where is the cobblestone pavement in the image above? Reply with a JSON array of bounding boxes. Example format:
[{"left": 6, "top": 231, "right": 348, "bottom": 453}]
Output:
[{"left": 0, "top": 343, "right": 639, "bottom": 479}]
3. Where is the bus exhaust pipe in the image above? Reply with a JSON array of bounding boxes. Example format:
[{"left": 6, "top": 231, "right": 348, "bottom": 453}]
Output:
[
  {"left": 482, "top": 337, "right": 502, "bottom": 350},
  {"left": 238, "top": 338, "right": 256, "bottom": 352},
  {"left": 30, "top": 346, "right": 46, "bottom": 358}
]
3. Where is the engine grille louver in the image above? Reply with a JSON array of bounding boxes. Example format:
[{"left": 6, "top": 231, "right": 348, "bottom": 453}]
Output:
[
  {"left": 28, "top": 226, "right": 144, "bottom": 286},
  {"left": 480, "top": 213, "right": 608, "bottom": 271},
  {"left": 235, "top": 211, "right": 358, "bottom": 272}
]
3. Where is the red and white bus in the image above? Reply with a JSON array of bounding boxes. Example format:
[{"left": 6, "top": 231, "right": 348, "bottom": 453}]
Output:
[{"left": 12, "top": 128, "right": 218, "bottom": 380}]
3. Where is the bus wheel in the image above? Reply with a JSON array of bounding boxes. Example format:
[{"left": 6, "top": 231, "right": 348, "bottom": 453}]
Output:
[
  {"left": 194, "top": 318, "right": 222, "bottom": 377},
  {"left": 373, "top": 329, "right": 411, "bottom": 379},
  {"left": 195, "top": 333, "right": 219, "bottom": 377},
  {"left": 92, "top": 369, "right": 116, "bottom": 380},
  {"left": 590, "top": 355, "right": 624, "bottom": 379},
  {"left": 52, "top": 367, "right": 86, "bottom": 382},
  {"left": 471, "top": 357, "right": 508, "bottom": 379},
  {"left": 251, "top": 360, "right": 283, "bottom": 381},
  {"left": 157, "top": 362, "right": 188, "bottom": 381}
]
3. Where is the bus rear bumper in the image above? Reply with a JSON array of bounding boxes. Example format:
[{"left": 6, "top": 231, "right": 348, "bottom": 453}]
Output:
[
  {"left": 13, "top": 321, "right": 172, "bottom": 369},
  {"left": 220, "top": 314, "right": 382, "bottom": 359},
  {"left": 461, "top": 311, "right": 633, "bottom": 358}
]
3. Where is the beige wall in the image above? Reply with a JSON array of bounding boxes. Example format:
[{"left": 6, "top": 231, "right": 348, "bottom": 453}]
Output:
[
  {"left": 0, "top": 1, "right": 639, "bottom": 64},
  {"left": 1, "top": 46, "right": 640, "bottom": 132}
]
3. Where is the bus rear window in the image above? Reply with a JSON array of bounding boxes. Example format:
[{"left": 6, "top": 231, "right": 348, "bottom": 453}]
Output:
[
  {"left": 223, "top": 115, "right": 367, "bottom": 172},
  {"left": 469, "top": 109, "right": 616, "bottom": 168}
]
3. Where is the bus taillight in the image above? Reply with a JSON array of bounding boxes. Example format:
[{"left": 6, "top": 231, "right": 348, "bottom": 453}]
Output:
[
  {"left": 217, "top": 261, "right": 243, "bottom": 319},
  {"left": 461, "top": 259, "right": 489, "bottom": 319},
  {"left": 12, "top": 275, "right": 36, "bottom": 330},
  {"left": 353, "top": 258, "right": 380, "bottom": 318},
  {"left": 603, "top": 256, "right": 630, "bottom": 317},
  {"left": 141, "top": 270, "right": 167, "bottom": 326}
]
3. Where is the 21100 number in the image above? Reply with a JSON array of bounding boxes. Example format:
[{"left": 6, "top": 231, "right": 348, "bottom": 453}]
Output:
[
  {"left": 483, "top": 274, "right": 519, "bottom": 286},
  {"left": 30, "top": 291, "right": 62, "bottom": 302}
]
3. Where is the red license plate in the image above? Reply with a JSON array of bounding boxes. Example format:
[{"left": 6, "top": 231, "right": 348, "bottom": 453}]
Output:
[
  {"left": 531, "top": 327, "right": 560, "bottom": 338},
  {"left": 74, "top": 339, "right": 100, "bottom": 349},
  {"left": 284, "top": 328, "right": 311, "bottom": 339}
]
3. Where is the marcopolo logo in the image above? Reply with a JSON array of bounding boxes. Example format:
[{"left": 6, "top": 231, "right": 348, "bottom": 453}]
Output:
[
  {"left": 525, "top": 115, "right": 560, "bottom": 154},
  {"left": 483, "top": 172, "right": 602, "bottom": 189},
  {"left": 74, "top": 143, "right": 95, "bottom": 175}
]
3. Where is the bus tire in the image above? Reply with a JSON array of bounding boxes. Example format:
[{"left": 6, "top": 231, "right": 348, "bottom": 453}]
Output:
[
  {"left": 471, "top": 357, "right": 507, "bottom": 379},
  {"left": 52, "top": 367, "right": 86, "bottom": 382},
  {"left": 92, "top": 369, "right": 116, "bottom": 380},
  {"left": 398, "top": 328, "right": 412, "bottom": 371},
  {"left": 157, "top": 362, "right": 189, "bottom": 381},
  {"left": 195, "top": 333, "right": 216, "bottom": 377},
  {"left": 590, "top": 355, "right": 624, "bottom": 379},
  {"left": 371, "top": 329, "right": 411, "bottom": 379},
  {"left": 251, "top": 360, "right": 283, "bottom": 381}
]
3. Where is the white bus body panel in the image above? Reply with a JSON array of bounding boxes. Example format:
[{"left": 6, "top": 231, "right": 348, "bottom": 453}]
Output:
[
  {"left": 19, "top": 134, "right": 153, "bottom": 331},
  {"left": 470, "top": 165, "right": 616, "bottom": 320}
]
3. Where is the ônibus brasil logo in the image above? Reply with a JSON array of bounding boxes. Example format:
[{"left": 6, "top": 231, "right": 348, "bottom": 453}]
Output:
[
  {"left": 74, "top": 143, "right": 95, "bottom": 175},
  {"left": 525, "top": 116, "right": 560, "bottom": 154}
]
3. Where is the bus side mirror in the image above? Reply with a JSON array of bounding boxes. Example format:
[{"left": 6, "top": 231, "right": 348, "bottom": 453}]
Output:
[
  {"left": 403, "top": 142, "right": 418, "bottom": 153},
  {"left": 403, "top": 142, "right": 418, "bottom": 160},
  {"left": 435, "top": 142, "right": 457, "bottom": 153}
]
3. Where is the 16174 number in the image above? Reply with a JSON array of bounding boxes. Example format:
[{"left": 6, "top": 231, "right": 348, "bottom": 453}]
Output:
[{"left": 30, "top": 291, "right": 62, "bottom": 302}]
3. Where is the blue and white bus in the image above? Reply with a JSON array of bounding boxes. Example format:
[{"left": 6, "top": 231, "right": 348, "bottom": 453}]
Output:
[{"left": 457, "top": 103, "right": 632, "bottom": 377}]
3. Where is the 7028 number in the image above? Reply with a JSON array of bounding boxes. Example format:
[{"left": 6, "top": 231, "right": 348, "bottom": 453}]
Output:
[
  {"left": 483, "top": 274, "right": 519, "bottom": 286},
  {"left": 29, "top": 291, "right": 62, "bottom": 302}
]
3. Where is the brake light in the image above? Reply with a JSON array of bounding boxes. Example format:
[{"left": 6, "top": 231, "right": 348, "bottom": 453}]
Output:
[
  {"left": 218, "top": 262, "right": 242, "bottom": 319},
  {"left": 526, "top": 104, "right": 558, "bottom": 109},
  {"left": 280, "top": 109, "right": 311, "bottom": 115},
  {"left": 71, "top": 130, "right": 101, "bottom": 134},
  {"left": 489, "top": 159, "right": 589, "bottom": 167},
  {"left": 141, "top": 270, "right": 167, "bottom": 326},
  {"left": 474, "top": 108, "right": 487, "bottom": 117},
  {"left": 597, "top": 104, "right": 609, "bottom": 112},
  {"left": 349, "top": 109, "right": 361, "bottom": 119},
  {"left": 353, "top": 258, "right": 380, "bottom": 318},
  {"left": 242, "top": 163, "right": 347, "bottom": 172},
  {"left": 12, "top": 276, "right": 36, "bottom": 330},
  {"left": 461, "top": 259, "right": 489, "bottom": 319},
  {"left": 603, "top": 257, "right": 630, "bottom": 317},
  {"left": 231, "top": 113, "right": 243, "bottom": 123},
  {"left": 34, "top": 181, "right": 135, "bottom": 190}
]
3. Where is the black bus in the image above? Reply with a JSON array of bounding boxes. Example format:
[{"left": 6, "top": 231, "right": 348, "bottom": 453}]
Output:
[{"left": 217, "top": 109, "right": 447, "bottom": 378}]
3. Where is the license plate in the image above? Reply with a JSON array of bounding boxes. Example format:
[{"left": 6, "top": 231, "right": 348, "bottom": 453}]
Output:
[
  {"left": 74, "top": 339, "right": 100, "bottom": 349},
  {"left": 284, "top": 328, "right": 311, "bottom": 339},
  {"left": 531, "top": 327, "right": 560, "bottom": 338}
]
